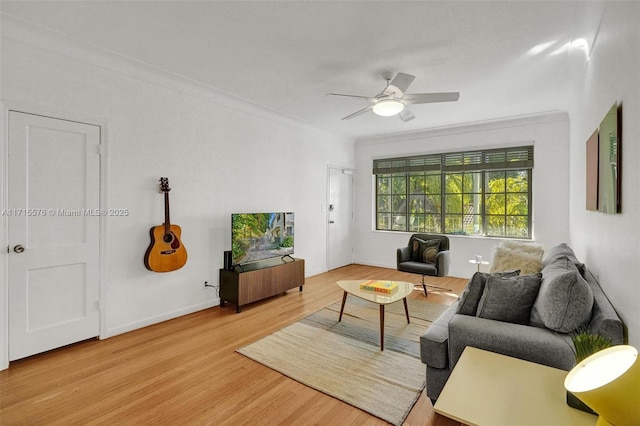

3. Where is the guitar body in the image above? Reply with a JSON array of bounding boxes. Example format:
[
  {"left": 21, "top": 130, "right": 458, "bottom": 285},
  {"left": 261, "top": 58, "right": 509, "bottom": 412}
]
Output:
[
  {"left": 144, "top": 177, "right": 188, "bottom": 272},
  {"left": 144, "top": 224, "right": 188, "bottom": 272}
]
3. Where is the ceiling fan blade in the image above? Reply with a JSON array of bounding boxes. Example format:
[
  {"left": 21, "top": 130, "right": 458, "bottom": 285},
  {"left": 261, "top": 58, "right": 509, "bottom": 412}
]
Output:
[
  {"left": 341, "top": 105, "right": 373, "bottom": 120},
  {"left": 399, "top": 106, "right": 415, "bottom": 122},
  {"left": 384, "top": 72, "right": 415, "bottom": 96},
  {"left": 326, "top": 93, "right": 377, "bottom": 102},
  {"left": 403, "top": 92, "right": 460, "bottom": 104}
]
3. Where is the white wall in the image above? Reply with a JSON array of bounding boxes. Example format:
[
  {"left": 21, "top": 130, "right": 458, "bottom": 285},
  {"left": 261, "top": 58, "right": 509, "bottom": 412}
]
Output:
[
  {"left": 566, "top": 1, "right": 640, "bottom": 347},
  {"left": 0, "top": 15, "right": 353, "bottom": 364},
  {"left": 353, "top": 112, "right": 570, "bottom": 278}
]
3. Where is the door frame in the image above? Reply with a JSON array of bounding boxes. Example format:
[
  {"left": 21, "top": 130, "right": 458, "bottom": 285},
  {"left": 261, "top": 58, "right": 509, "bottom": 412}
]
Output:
[
  {"left": 326, "top": 165, "right": 355, "bottom": 271},
  {"left": 0, "top": 102, "right": 109, "bottom": 370}
]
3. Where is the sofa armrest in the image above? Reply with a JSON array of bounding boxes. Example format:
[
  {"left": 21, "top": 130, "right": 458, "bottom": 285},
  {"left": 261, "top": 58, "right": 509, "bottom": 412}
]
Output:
[
  {"left": 420, "top": 302, "right": 458, "bottom": 368},
  {"left": 397, "top": 246, "right": 411, "bottom": 266},
  {"left": 435, "top": 250, "right": 450, "bottom": 276},
  {"left": 448, "top": 314, "right": 576, "bottom": 372},
  {"left": 583, "top": 269, "right": 624, "bottom": 345}
]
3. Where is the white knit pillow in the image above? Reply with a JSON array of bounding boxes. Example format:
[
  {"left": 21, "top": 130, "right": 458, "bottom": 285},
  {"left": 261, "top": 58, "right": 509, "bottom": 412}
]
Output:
[
  {"left": 490, "top": 244, "right": 543, "bottom": 275},
  {"left": 499, "top": 240, "right": 544, "bottom": 258}
]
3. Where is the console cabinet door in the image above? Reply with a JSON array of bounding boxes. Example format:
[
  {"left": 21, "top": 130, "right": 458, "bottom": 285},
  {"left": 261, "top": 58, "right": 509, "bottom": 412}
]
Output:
[
  {"left": 276, "top": 260, "right": 305, "bottom": 293},
  {"left": 238, "top": 268, "right": 278, "bottom": 305}
]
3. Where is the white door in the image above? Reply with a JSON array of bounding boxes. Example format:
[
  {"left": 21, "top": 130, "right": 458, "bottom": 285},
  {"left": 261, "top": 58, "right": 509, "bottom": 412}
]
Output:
[
  {"left": 327, "top": 167, "right": 354, "bottom": 270},
  {"left": 8, "top": 111, "right": 101, "bottom": 361}
]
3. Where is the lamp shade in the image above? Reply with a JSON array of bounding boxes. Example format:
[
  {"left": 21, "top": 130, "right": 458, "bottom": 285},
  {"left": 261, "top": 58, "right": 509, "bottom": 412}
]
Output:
[
  {"left": 564, "top": 345, "right": 640, "bottom": 426},
  {"left": 372, "top": 99, "right": 404, "bottom": 116}
]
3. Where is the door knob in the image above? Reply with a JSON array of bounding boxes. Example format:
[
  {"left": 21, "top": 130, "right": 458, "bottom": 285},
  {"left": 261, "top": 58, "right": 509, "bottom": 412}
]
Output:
[
  {"left": 329, "top": 221, "right": 335, "bottom": 224},
  {"left": 13, "top": 245, "right": 25, "bottom": 253}
]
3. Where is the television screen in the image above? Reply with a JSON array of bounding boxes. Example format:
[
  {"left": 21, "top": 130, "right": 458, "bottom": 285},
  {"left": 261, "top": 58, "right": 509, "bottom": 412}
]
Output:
[{"left": 231, "top": 212, "right": 294, "bottom": 265}]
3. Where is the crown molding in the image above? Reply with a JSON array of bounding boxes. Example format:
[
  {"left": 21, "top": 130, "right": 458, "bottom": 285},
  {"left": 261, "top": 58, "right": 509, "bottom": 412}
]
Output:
[
  {"left": 1, "top": 13, "right": 339, "bottom": 139},
  {"left": 356, "top": 111, "right": 569, "bottom": 146}
]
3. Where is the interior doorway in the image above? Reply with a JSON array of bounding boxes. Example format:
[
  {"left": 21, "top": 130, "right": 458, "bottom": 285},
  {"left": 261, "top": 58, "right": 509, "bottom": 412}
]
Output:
[
  {"left": 7, "top": 111, "right": 102, "bottom": 361},
  {"left": 327, "top": 166, "right": 354, "bottom": 270}
]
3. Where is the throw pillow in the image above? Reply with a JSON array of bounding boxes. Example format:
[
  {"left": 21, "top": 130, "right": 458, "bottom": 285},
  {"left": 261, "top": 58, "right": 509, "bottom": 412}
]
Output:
[
  {"left": 499, "top": 240, "right": 544, "bottom": 258},
  {"left": 530, "top": 265, "right": 594, "bottom": 333},
  {"left": 410, "top": 237, "right": 422, "bottom": 261},
  {"left": 489, "top": 245, "right": 543, "bottom": 275},
  {"left": 456, "top": 270, "right": 520, "bottom": 316},
  {"left": 476, "top": 273, "right": 542, "bottom": 325},
  {"left": 412, "top": 238, "right": 440, "bottom": 263},
  {"left": 542, "top": 243, "right": 577, "bottom": 265},
  {"left": 542, "top": 243, "right": 586, "bottom": 276}
]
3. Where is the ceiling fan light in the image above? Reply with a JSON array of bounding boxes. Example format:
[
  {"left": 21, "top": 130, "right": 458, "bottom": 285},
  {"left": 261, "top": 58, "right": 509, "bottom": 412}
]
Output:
[{"left": 373, "top": 99, "right": 404, "bottom": 116}]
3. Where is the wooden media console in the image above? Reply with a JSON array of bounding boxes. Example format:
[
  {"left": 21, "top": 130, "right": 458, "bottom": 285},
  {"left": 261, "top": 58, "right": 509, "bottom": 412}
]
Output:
[{"left": 219, "top": 258, "right": 305, "bottom": 312}]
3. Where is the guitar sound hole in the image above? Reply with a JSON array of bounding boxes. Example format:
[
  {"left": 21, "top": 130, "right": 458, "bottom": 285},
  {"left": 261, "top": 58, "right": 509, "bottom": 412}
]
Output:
[{"left": 163, "top": 233, "right": 174, "bottom": 244}]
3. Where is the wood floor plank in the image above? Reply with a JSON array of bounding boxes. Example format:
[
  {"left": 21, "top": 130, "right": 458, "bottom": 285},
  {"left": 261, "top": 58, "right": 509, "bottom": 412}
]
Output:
[{"left": 0, "top": 264, "right": 467, "bottom": 425}]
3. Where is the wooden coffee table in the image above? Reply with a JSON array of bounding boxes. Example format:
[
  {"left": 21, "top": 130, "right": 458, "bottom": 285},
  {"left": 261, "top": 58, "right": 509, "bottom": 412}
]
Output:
[
  {"left": 336, "top": 280, "right": 414, "bottom": 351},
  {"left": 434, "top": 346, "right": 596, "bottom": 425}
]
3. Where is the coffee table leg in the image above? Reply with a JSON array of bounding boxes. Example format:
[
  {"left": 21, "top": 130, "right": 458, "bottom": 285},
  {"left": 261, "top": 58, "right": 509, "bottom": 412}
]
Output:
[
  {"left": 339, "top": 291, "right": 348, "bottom": 322},
  {"left": 403, "top": 297, "right": 410, "bottom": 323},
  {"left": 380, "top": 304, "right": 385, "bottom": 351}
]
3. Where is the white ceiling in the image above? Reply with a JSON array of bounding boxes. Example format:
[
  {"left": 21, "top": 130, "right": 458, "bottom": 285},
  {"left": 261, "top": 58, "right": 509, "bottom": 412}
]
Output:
[{"left": 1, "top": 1, "right": 584, "bottom": 139}]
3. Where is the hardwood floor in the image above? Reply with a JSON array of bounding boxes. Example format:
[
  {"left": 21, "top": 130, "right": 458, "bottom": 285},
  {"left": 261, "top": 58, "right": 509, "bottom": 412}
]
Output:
[{"left": 0, "top": 264, "right": 468, "bottom": 425}]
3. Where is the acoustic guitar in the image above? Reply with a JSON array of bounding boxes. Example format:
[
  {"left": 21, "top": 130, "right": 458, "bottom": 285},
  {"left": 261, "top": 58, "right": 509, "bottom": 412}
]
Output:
[{"left": 144, "top": 177, "right": 188, "bottom": 272}]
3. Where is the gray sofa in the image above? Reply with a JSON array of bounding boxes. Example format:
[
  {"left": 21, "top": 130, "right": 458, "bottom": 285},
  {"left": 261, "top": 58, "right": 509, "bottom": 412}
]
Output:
[{"left": 420, "top": 243, "right": 624, "bottom": 402}]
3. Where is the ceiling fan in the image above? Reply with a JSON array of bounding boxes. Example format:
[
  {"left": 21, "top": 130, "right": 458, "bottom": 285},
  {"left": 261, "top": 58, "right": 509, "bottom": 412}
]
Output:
[{"left": 327, "top": 72, "right": 459, "bottom": 122}]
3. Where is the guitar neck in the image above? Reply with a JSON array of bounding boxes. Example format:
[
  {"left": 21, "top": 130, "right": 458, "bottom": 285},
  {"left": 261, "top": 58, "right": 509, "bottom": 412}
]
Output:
[{"left": 164, "top": 191, "right": 171, "bottom": 234}]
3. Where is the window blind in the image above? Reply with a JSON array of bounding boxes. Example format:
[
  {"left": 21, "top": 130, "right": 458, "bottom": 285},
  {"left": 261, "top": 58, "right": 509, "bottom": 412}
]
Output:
[{"left": 373, "top": 145, "right": 534, "bottom": 174}]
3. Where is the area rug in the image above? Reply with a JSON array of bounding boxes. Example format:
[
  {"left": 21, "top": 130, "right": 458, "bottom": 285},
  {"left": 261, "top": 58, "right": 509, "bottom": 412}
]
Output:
[{"left": 236, "top": 297, "right": 449, "bottom": 425}]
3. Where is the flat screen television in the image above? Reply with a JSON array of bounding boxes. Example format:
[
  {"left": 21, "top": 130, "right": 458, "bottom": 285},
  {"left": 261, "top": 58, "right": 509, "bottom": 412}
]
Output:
[{"left": 231, "top": 212, "right": 294, "bottom": 266}]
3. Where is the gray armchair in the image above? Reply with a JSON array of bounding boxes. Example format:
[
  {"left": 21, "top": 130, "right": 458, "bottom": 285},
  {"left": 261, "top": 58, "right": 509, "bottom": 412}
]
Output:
[{"left": 397, "top": 233, "right": 450, "bottom": 296}]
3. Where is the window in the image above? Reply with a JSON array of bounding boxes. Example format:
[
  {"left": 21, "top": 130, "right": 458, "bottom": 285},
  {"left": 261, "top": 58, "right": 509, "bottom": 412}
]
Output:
[{"left": 374, "top": 146, "right": 533, "bottom": 238}]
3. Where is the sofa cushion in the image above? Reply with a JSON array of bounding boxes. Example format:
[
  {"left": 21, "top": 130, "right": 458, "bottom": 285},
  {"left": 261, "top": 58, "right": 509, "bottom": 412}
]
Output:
[
  {"left": 397, "top": 261, "right": 437, "bottom": 275},
  {"left": 448, "top": 314, "right": 577, "bottom": 372},
  {"left": 476, "top": 273, "right": 542, "bottom": 325},
  {"left": 456, "top": 270, "right": 520, "bottom": 316},
  {"left": 411, "top": 238, "right": 440, "bottom": 263},
  {"left": 530, "top": 263, "right": 594, "bottom": 333}
]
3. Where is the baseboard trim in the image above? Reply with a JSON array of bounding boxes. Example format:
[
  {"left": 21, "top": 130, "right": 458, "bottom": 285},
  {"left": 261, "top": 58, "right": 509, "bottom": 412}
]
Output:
[{"left": 102, "top": 300, "right": 218, "bottom": 339}]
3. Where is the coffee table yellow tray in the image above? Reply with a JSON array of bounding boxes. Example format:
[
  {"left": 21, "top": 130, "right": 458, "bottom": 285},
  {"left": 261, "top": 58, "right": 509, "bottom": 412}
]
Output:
[
  {"left": 336, "top": 280, "right": 414, "bottom": 351},
  {"left": 434, "top": 346, "right": 596, "bottom": 426}
]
